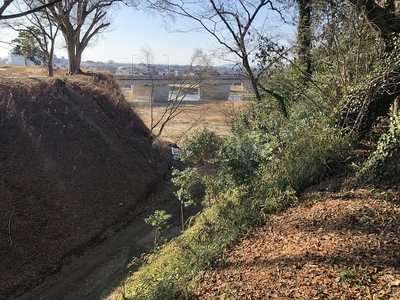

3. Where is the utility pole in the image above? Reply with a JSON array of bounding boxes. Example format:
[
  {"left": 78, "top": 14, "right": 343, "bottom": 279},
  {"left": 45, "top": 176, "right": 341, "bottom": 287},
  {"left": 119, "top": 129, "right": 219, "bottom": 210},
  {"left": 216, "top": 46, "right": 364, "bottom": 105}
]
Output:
[
  {"left": 163, "top": 54, "right": 169, "bottom": 74},
  {"left": 131, "top": 54, "right": 134, "bottom": 76}
]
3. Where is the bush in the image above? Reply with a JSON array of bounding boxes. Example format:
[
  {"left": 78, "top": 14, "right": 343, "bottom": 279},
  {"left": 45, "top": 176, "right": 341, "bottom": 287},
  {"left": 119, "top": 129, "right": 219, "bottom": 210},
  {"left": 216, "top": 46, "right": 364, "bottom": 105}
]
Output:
[
  {"left": 351, "top": 111, "right": 400, "bottom": 185},
  {"left": 144, "top": 210, "right": 172, "bottom": 249},
  {"left": 180, "top": 127, "right": 222, "bottom": 165},
  {"left": 220, "top": 134, "right": 278, "bottom": 186},
  {"left": 220, "top": 99, "right": 352, "bottom": 195},
  {"left": 269, "top": 117, "right": 352, "bottom": 192}
]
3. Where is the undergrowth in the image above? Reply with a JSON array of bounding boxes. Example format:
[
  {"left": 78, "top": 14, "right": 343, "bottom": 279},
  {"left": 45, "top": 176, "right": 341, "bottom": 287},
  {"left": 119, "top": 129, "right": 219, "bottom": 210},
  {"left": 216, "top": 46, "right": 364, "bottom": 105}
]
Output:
[
  {"left": 349, "top": 111, "right": 400, "bottom": 186},
  {"left": 123, "top": 190, "right": 260, "bottom": 299},
  {"left": 110, "top": 97, "right": 353, "bottom": 299}
]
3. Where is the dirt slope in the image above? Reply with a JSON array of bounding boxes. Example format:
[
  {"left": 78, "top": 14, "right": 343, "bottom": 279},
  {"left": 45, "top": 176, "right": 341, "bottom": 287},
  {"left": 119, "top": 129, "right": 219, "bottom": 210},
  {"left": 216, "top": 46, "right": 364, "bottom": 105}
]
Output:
[
  {"left": 0, "top": 72, "right": 170, "bottom": 299},
  {"left": 195, "top": 185, "right": 400, "bottom": 299}
]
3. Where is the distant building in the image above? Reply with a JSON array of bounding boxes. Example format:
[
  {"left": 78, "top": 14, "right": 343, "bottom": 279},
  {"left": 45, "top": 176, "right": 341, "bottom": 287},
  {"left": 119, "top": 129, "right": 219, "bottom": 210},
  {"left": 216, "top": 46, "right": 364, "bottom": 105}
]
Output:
[
  {"left": 54, "top": 56, "right": 68, "bottom": 69},
  {"left": 116, "top": 66, "right": 132, "bottom": 75},
  {"left": 5, "top": 52, "right": 35, "bottom": 66},
  {"left": 82, "top": 60, "right": 98, "bottom": 70},
  {"left": 0, "top": 51, "right": 69, "bottom": 68}
]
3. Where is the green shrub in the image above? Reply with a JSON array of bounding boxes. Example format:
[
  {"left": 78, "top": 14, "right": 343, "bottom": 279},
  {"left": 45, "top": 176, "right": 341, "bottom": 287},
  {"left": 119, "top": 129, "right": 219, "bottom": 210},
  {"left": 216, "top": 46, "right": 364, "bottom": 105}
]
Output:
[
  {"left": 220, "top": 135, "right": 278, "bottom": 186},
  {"left": 171, "top": 167, "right": 200, "bottom": 231},
  {"left": 220, "top": 99, "right": 352, "bottom": 195},
  {"left": 144, "top": 210, "right": 172, "bottom": 249},
  {"left": 270, "top": 118, "right": 352, "bottom": 192},
  {"left": 171, "top": 168, "right": 199, "bottom": 208},
  {"left": 180, "top": 127, "right": 222, "bottom": 165}
]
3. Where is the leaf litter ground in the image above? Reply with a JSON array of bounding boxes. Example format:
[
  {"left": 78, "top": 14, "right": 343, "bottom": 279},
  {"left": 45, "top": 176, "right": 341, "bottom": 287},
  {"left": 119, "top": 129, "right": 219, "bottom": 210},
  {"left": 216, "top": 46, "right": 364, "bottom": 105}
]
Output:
[{"left": 196, "top": 186, "right": 400, "bottom": 299}]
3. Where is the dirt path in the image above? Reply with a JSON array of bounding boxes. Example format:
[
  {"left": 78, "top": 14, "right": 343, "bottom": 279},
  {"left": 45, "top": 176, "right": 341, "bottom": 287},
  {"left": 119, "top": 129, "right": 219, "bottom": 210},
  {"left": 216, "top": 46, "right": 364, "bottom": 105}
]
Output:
[{"left": 17, "top": 182, "right": 201, "bottom": 300}]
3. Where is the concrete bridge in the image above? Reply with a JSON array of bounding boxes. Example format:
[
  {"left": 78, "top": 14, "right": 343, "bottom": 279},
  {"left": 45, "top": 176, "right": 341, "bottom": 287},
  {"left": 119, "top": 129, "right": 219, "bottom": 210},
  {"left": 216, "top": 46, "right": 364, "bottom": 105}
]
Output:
[{"left": 115, "top": 74, "right": 249, "bottom": 102}]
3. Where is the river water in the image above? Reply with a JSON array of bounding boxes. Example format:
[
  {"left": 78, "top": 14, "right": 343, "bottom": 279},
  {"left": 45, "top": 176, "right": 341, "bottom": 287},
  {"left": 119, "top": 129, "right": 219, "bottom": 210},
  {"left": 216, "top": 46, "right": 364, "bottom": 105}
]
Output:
[
  {"left": 170, "top": 93, "right": 243, "bottom": 101},
  {"left": 122, "top": 88, "right": 246, "bottom": 102}
]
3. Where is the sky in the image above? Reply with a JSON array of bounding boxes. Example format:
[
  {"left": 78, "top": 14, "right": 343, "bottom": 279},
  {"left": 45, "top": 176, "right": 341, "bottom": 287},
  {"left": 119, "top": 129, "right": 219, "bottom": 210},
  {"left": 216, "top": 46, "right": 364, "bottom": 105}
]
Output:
[
  {"left": 0, "top": 6, "right": 226, "bottom": 65},
  {"left": 0, "top": 4, "right": 295, "bottom": 66},
  {"left": 80, "top": 7, "right": 223, "bottom": 65}
]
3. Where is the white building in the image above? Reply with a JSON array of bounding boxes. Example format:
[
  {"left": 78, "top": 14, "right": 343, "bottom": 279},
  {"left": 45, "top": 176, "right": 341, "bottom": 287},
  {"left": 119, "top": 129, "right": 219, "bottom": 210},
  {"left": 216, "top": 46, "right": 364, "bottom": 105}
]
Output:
[
  {"left": 5, "top": 52, "right": 35, "bottom": 66},
  {"left": 0, "top": 51, "right": 68, "bottom": 68}
]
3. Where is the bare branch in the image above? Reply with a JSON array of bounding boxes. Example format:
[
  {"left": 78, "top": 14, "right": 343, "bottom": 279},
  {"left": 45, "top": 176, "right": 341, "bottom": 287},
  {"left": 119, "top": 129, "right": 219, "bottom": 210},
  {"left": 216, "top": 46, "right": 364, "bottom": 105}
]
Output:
[
  {"left": 0, "top": 0, "right": 63, "bottom": 20},
  {"left": 346, "top": 0, "right": 400, "bottom": 42},
  {"left": 44, "top": 0, "right": 121, "bottom": 74},
  {"left": 145, "top": 0, "right": 288, "bottom": 104}
]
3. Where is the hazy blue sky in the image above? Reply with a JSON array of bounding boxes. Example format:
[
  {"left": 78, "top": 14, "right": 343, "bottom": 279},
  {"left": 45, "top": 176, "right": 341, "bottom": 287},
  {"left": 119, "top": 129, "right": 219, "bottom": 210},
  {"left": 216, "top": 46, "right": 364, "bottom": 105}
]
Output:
[
  {"left": 0, "top": 4, "right": 295, "bottom": 66},
  {"left": 80, "top": 6, "right": 223, "bottom": 65}
]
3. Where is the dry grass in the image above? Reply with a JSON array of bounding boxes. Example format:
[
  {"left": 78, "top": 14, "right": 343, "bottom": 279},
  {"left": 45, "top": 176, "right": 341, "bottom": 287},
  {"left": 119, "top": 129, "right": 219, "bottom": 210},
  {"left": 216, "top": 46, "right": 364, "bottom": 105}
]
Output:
[
  {"left": 130, "top": 100, "right": 247, "bottom": 143},
  {"left": 0, "top": 65, "right": 67, "bottom": 77}
]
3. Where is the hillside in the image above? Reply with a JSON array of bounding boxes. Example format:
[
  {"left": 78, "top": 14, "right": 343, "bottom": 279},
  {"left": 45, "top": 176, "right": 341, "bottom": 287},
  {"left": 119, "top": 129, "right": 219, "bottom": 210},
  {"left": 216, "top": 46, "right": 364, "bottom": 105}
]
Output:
[{"left": 0, "top": 70, "right": 171, "bottom": 299}]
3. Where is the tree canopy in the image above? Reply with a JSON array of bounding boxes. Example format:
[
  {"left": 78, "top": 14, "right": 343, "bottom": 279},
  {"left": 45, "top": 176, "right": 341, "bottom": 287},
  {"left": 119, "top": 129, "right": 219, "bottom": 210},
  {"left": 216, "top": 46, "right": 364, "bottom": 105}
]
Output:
[
  {"left": 11, "top": 26, "right": 43, "bottom": 65},
  {"left": 45, "top": 0, "right": 121, "bottom": 74}
]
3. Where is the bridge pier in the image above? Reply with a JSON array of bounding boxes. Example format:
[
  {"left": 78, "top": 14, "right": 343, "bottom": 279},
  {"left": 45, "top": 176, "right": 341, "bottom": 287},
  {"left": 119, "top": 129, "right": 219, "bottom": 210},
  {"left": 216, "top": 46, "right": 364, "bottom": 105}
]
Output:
[
  {"left": 199, "top": 82, "right": 232, "bottom": 100},
  {"left": 131, "top": 85, "right": 170, "bottom": 103},
  {"left": 121, "top": 76, "right": 247, "bottom": 102}
]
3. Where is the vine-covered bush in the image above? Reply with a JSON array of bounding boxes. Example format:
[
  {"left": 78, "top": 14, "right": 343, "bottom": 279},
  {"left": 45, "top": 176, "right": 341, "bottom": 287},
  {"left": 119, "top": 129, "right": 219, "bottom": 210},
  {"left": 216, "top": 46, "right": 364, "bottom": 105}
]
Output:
[{"left": 352, "top": 111, "right": 400, "bottom": 185}]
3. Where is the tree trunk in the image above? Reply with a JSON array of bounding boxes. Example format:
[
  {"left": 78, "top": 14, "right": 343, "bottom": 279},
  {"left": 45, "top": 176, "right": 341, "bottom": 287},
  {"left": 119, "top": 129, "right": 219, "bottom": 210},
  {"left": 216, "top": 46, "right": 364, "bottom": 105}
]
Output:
[
  {"left": 47, "top": 59, "right": 54, "bottom": 77},
  {"left": 47, "top": 40, "right": 55, "bottom": 77},
  {"left": 65, "top": 32, "right": 81, "bottom": 75},
  {"left": 67, "top": 51, "right": 81, "bottom": 74},
  {"left": 347, "top": 0, "right": 399, "bottom": 41},
  {"left": 181, "top": 202, "right": 184, "bottom": 232},
  {"left": 242, "top": 53, "right": 262, "bottom": 101},
  {"left": 297, "top": 0, "right": 312, "bottom": 81},
  {"left": 344, "top": 0, "right": 400, "bottom": 133}
]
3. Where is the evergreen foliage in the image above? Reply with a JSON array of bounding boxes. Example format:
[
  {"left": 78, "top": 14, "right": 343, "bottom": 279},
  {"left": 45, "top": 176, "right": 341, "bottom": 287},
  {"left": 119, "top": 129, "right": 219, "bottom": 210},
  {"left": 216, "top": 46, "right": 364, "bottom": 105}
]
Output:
[
  {"left": 180, "top": 127, "right": 222, "bottom": 165},
  {"left": 12, "top": 27, "right": 44, "bottom": 66},
  {"left": 144, "top": 210, "right": 172, "bottom": 249}
]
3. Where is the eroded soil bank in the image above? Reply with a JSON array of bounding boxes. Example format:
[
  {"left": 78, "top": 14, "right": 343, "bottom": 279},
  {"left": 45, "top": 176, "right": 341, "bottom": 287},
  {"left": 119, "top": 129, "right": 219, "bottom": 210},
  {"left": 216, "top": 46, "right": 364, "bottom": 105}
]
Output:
[
  {"left": 0, "top": 72, "right": 171, "bottom": 299},
  {"left": 17, "top": 179, "right": 201, "bottom": 300}
]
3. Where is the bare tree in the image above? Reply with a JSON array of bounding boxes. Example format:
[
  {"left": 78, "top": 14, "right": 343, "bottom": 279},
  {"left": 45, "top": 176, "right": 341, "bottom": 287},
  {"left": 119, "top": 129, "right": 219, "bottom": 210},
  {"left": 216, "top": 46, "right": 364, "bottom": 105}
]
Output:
[
  {"left": 136, "top": 44, "right": 157, "bottom": 130},
  {"left": 46, "top": 0, "right": 122, "bottom": 74},
  {"left": 3, "top": 0, "right": 60, "bottom": 76},
  {"left": 146, "top": 0, "right": 288, "bottom": 105},
  {"left": 136, "top": 47, "right": 213, "bottom": 138},
  {"left": 26, "top": 1, "right": 59, "bottom": 76},
  {"left": 153, "top": 48, "right": 212, "bottom": 137}
]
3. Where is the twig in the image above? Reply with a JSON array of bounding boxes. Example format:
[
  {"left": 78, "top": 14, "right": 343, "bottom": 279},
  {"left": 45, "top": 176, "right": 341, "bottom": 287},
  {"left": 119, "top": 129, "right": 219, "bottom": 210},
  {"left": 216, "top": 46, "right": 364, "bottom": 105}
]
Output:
[{"left": 8, "top": 207, "right": 14, "bottom": 248}]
